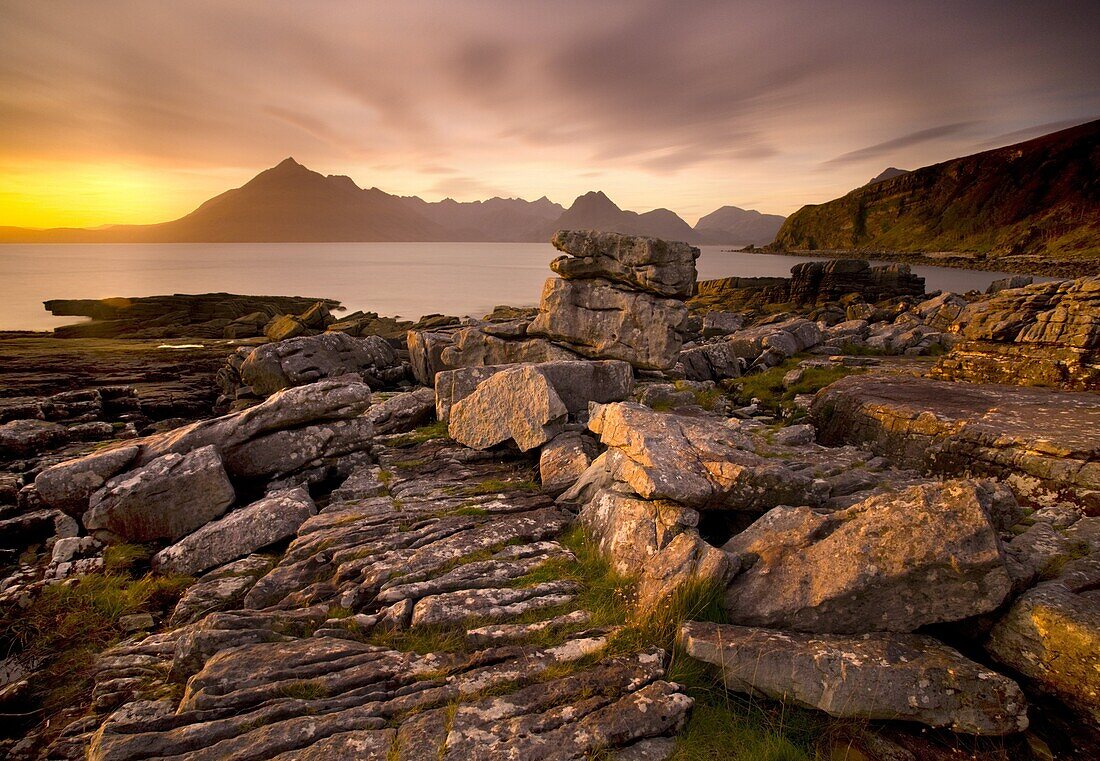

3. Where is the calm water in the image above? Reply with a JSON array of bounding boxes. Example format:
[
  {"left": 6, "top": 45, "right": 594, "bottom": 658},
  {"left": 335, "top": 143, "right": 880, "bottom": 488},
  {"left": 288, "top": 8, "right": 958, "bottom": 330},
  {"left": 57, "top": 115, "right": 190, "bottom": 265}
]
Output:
[{"left": 0, "top": 243, "right": 1051, "bottom": 331}]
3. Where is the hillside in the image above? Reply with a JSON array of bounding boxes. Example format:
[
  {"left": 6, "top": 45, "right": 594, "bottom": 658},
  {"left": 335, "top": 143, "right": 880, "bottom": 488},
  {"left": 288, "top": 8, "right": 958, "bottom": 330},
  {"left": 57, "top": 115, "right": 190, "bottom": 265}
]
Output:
[
  {"left": 770, "top": 120, "right": 1100, "bottom": 275},
  {"left": 693, "top": 205, "right": 786, "bottom": 246},
  {"left": 541, "top": 191, "right": 698, "bottom": 242}
]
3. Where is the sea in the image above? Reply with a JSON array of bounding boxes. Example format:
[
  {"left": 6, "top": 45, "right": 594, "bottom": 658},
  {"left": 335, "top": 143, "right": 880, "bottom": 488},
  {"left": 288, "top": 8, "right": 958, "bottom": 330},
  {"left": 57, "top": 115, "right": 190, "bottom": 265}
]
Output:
[{"left": 0, "top": 243, "right": 1053, "bottom": 331}]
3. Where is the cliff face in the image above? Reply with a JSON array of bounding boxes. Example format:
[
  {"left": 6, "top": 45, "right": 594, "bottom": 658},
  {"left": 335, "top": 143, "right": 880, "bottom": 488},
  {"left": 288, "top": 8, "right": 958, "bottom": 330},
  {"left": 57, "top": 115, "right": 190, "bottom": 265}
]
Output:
[{"left": 771, "top": 120, "right": 1100, "bottom": 272}]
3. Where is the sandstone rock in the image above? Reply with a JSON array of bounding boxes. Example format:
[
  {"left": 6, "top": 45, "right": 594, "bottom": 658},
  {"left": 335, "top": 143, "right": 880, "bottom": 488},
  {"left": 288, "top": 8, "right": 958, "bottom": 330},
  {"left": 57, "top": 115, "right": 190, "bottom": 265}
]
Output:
[
  {"left": 681, "top": 621, "right": 1028, "bottom": 735},
  {"left": 35, "top": 445, "right": 140, "bottom": 516},
  {"left": 239, "top": 332, "right": 401, "bottom": 396},
  {"left": 539, "top": 431, "right": 597, "bottom": 494},
  {"left": 723, "top": 317, "right": 822, "bottom": 365},
  {"left": 549, "top": 230, "right": 699, "bottom": 298},
  {"left": 84, "top": 445, "right": 236, "bottom": 542},
  {"left": 580, "top": 486, "right": 700, "bottom": 577},
  {"left": 529, "top": 278, "right": 690, "bottom": 370},
  {"left": 264, "top": 313, "right": 311, "bottom": 342},
  {"left": 406, "top": 326, "right": 459, "bottom": 386},
  {"left": 914, "top": 291, "right": 968, "bottom": 330},
  {"left": 169, "top": 555, "right": 275, "bottom": 626},
  {"left": 410, "top": 580, "right": 579, "bottom": 627},
  {"left": 436, "top": 359, "right": 634, "bottom": 423},
  {"left": 153, "top": 487, "right": 316, "bottom": 576},
  {"left": 0, "top": 418, "right": 70, "bottom": 458},
  {"left": 448, "top": 365, "right": 568, "bottom": 451},
  {"left": 221, "top": 416, "right": 374, "bottom": 481},
  {"left": 812, "top": 374, "right": 1100, "bottom": 506},
  {"left": 588, "top": 402, "right": 811, "bottom": 510},
  {"left": 789, "top": 260, "right": 924, "bottom": 304},
  {"left": 987, "top": 276, "right": 1035, "bottom": 294},
  {"left": 986, "top": 580, "right": 1100, "bottom": 723},
  {"left": 722, "top": 480, "right": 1011, "bottom": 633}
]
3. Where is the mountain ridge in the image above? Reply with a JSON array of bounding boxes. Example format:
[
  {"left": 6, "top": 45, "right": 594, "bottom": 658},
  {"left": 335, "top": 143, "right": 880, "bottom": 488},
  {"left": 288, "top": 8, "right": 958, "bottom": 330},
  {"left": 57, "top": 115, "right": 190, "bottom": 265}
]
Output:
[{"left": 0, "top": 159, "right": 776, "bottom": 245}]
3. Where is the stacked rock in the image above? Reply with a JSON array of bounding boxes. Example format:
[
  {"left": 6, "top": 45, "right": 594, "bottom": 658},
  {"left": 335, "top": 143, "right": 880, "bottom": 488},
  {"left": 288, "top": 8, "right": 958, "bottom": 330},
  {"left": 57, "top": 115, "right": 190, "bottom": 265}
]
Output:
[
  {"left": 526, "top": 231, "right": 699, "bottom": 371},
  {"left": 407, "top": 231, "right": 700, "bottom": 383}
]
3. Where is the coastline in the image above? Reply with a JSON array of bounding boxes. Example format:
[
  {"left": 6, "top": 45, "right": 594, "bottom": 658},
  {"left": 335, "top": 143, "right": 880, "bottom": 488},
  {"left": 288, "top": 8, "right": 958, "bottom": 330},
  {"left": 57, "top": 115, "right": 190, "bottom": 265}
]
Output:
[{"left": 756, "top": 247, "right": 1098, "bottom": 279}]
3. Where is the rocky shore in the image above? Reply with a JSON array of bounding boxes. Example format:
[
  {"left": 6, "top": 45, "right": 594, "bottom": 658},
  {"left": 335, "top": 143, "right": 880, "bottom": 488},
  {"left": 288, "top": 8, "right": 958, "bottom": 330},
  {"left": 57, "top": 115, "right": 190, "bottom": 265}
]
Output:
[{"left": 1, "top": 231, "right": 1097, "bottom": 760}]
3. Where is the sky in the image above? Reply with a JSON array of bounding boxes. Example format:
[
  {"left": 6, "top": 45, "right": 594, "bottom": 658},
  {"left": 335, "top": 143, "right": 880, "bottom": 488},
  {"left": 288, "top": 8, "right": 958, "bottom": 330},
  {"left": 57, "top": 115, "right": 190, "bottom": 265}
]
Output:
[{"left": 1, "top": 0, "right": 1097, "bottom": 229}]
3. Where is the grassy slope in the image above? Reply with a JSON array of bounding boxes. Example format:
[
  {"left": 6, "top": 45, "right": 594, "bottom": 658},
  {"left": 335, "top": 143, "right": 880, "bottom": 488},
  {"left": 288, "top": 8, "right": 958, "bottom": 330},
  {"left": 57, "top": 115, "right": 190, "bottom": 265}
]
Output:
[{"left": 771, "top": 120, "right": 1100, "bottom": 271}]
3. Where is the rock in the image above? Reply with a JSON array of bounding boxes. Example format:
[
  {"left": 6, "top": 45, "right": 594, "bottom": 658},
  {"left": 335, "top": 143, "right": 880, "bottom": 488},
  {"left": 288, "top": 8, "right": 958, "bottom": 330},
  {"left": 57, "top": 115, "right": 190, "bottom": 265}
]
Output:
[
  {"left": 238, "top": 333, "right": 401, "bottom": 396},
  {"left": 588, "top": 402, "right": 812, "bottom": 510},
  {"left": 986, "top": 276, "right": 1035, "bottom": 294},
  {"left": 539, "top": 432, "right": 597, "bottom": 494},
  {"left": 169, "top": 555, "right": 275, "bottom": 626},
  {"left": 466, "top": 610, "right": 592, "bottom": 647},
  {"left": 986, "top": 580, "right": 1100, "bottom": 723},
  {"left": 788, "top": 260, "right": 925, "bottom": 304},
  {"left": 680, "top": 621, "right": 1028, "bottom": 735},
  {"left": 723, "top": 317, "right": 822, "bottom": 365},
  {"left": 221, "top": 416, "right": 374, "bottom": 481},
  {"left": 448, "top": 365, "right": 568, "bottom": 451},
  {"left": 118, "top": 613, "right": 155, "bottom": 632},
  {"left": 366, "top": 387, "right": 435, "bottom": 435},
  {"left": 773, "top": 423, "right": 815, "bottom": 446},
  {"left": 913, "top": 291, "right": 968, "bottom": 330},
  {"left": 677, "top": 341, "right": 742, "bottom": 382},
  {"left": 264, "top": 314, "right": 311, "bottom": 342},
  {"left": 153, "top": 487, "right": 316, "bottom": 576},
  {"left": 549, "top": 230, "right": 700, "bottom": 298},
  {"left": 701, "top": 311, "right": 744, "bottom": 337},
  {"left": 330, "top": 465, "right": 388, "bottom": 501},
  {"left": 812, "top": 374, "right": 1100, "bottom": 506},
  {"left": 438, "top": 324, "right": 578, "bottom": 370},
  {"left": 84, "top": 445, "right": 236, "bottom": 542},
  {"left": 406, "top": 326, "right": 460, "bottom": 386},
  {"left": 35, "top": 445, "right": 140, "bottom": 516},
  {"left": 410, "top": 580, "right": 579, "bottom": 627},
  {"left": 722, "top": 480, "right": 1012, "bottom": 633},
  {"left": 435, "top": 359, "right": 634, "bottom": 424},
  {"left": 137, "top": 378, "right": 373, "bottom": 469},
  {"left": 932, "top": 276, "right": 1099, "bottom": 390},
  {"left": 529, "top": 278, "right": 690, "bottom": 370},
  {"left": 0, "top": 419, "right": 70, "bottom": 458}
]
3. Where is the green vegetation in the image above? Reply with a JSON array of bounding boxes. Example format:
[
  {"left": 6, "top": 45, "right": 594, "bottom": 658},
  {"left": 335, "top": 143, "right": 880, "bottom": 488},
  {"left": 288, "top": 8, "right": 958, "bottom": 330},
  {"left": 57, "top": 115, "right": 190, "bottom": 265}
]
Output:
[
  {"left": 731, "top": 358, "right": 861, "bottom": 416},
  {"left": 0, "top": 555, "right": 192, "bottom": 713},
  {"left": 386, "top": 420, "right": 450, "bottom": 448},
  {"left": 277, "top": 679, "right": 330, "bottom": 701},
  {"left": 673, "top": 381, "right": 725, "bottom": 411},
  {"left": 461, "top": 478, "right": 540, "bottom": 496}
]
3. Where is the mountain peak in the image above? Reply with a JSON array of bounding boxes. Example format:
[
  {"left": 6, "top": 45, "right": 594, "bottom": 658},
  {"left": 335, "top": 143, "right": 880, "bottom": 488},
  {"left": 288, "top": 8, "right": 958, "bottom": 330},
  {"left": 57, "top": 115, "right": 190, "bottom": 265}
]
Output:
[{"left": 569, "top": 190, "right": 620, "bottom": 213}]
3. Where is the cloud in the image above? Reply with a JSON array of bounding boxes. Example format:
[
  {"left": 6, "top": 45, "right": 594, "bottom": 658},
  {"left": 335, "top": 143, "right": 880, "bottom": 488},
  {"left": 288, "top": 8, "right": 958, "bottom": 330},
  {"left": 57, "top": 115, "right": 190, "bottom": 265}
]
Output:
[{"left": 822, "top": 123, "right": 980, "bottom": 166}]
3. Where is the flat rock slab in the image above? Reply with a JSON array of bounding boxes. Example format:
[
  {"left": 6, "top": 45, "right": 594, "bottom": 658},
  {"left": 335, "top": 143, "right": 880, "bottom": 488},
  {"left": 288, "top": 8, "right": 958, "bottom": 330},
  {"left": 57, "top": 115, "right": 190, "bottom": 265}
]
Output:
[
  {"left": 550, "top": 229, "right": 699, "bottom": 298},
  {"left": 239, "top": 332, "right": 400, "bottom": 396},
  {"left": 722, "top": 479, "right": 1011, "bottom": 633},
  {"left": 681, "top": 621, "right": 1028, "bottom": 735},
  {"left": 84, "top": 445, "right": 236, "bottom": 542},
  {"left": 812, "top": 373, "right": 1100, "bottom": 506},
  {"left": 588, "top": 401, "right": 811, "bottom": 510},
  {"left": 448, "top": 365, "right": 569, "bottom": 451},
  {"left": 153, "top": 487, "right": 316, "bottom": 576}
]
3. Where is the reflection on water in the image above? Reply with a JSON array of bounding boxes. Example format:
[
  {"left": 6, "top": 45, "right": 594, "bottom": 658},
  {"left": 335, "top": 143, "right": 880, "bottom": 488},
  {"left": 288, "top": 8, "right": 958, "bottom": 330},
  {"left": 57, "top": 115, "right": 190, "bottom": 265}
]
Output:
[{"left": 0, "top": 242, "right": 1052, "bottom": 331}]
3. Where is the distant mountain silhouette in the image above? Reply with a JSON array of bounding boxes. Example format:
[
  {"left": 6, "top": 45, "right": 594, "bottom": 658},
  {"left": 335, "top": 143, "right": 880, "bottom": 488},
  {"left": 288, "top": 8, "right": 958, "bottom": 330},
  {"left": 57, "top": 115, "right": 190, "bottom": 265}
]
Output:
[
  {"left": 0, "top": 158, "right": 775, "bottom": 246},
  {"left": 693, "top": 205, "right": 786, "bottom": 246},
  {"left": 866, "top": 167, "right": 910, "bottom": 186},
  {"left": 544, "top": 191, "right": 698, "bottom": 241},
  {"left": 771, "top": 119, "right": 1100, "bottom": 269}
]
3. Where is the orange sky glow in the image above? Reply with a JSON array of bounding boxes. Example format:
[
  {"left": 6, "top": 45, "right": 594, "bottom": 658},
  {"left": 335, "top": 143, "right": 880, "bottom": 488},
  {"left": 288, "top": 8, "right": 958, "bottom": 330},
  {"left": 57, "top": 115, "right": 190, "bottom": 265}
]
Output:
[{"left": 1, "top": 0, "right": 1097, "bottom": 229}]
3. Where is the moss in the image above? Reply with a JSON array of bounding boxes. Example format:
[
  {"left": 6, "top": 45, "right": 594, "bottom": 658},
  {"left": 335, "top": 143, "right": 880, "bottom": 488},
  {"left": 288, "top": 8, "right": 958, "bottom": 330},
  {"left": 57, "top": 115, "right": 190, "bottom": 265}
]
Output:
[
  {"left": 387, "top": 421, "right": 450, "bottom": 448},
  {"left": 277, "top": 679, "right": 330, "bottom": 701},
  {"left": 734, "top": 358, "right": 861, "bottom": 414},
  {"left": 462, "top": 479, "right": 540, "bottom": 496}
]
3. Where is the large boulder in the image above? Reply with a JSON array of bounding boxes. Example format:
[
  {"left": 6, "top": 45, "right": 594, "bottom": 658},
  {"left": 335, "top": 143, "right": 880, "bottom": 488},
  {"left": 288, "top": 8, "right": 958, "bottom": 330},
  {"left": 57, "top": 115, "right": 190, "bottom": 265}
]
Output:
[
  {"left": 84, "top": 445, "right": 236, "bottom": 542},
  {"left": 528, "top": 278, "right": 690, "bottom": 370},
  {"left": 435, "top": 360, "right": 634, "bottom": 423},
  {"left": 680, "top": 622, "right": 1028, "bottom": 735},
  {"left": 406, "top": 326, "right": 459, "bottom": 386},
  {"left": 238, "top": 333, "right": 401, "bottom": 396},
  {"left": 153, "top": 488, "right": 316, "bottom": 576},
  {"left": 677, "top": 341, "right": 742, "bottom": 382},
  {"left": 448, "top": 365, "right": 568, "bottom": 451},
  {"left": 588, "top": 402, "right": 812, "bottom": 510},
  {"left": 34, "top": 445, "right": 140, "bottom": 517},
  {"left": 0, "top": 419, "right": 70, "bottom": 458},
  {"left": 366, "top": 387, "right": 436, "bottom": 435},
  {"left": 221, "top": 417, "right": 374, "bottom": 481},
  {"left": 985, "top": 579, "right": 1100, "bottom": 723},
  {"left": 549, "top": 230, "right": 699, "bottom": 298},
  {"left": 721, "top": 480, "right": 1012, "bottom": 633}
]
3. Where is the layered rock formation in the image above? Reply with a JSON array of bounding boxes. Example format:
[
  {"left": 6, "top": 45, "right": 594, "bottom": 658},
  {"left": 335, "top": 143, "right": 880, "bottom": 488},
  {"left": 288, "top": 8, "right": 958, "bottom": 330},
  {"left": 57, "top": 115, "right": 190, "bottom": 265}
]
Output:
[
  {"left": 44, "top": 294, "right": 340, "bottom": 339},
  {"left": 931, "top": 276, "right": 1100, "bottom": 390},
  {"left": 812, "top": 373, "right": 1100, "bottom": 508}
]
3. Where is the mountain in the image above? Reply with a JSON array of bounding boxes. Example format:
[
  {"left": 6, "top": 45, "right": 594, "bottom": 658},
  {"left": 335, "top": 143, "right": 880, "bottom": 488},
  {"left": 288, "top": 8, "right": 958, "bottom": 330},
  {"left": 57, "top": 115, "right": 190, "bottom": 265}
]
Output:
[
  {"left": 771, "top": 120, "right": 1100, "bottom": 273},
  {"left": 399, "top": 195, "right": 564, "bottom": 241},
  {"left": 545, "top": 191, "right": 697, "bottom": 241},
  {"left": 866, "top": 167, "right": 909, "bottom": 185},
  {"left": 693, "top": 205, "right": 786, "bottom": 246}
]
